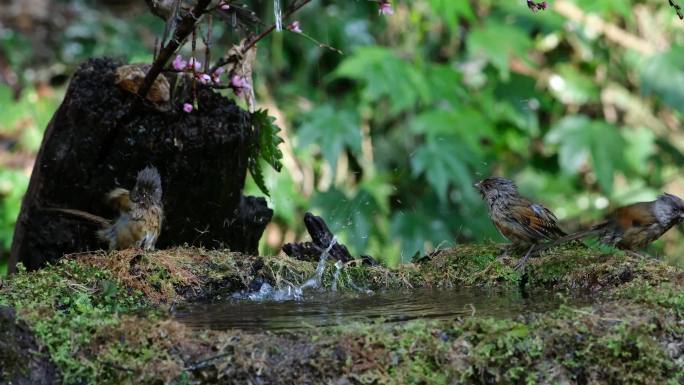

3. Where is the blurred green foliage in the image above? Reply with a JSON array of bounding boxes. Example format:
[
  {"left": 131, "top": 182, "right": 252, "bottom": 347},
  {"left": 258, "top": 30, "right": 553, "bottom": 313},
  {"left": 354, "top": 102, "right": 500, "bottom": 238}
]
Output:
[{"left": 2, "top": 0, "right": 684, "bottom": 271}]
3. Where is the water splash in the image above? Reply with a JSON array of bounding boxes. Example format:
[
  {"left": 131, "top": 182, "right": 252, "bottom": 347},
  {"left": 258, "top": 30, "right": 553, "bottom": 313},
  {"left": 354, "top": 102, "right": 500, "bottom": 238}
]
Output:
[
  {"left": 274, "top": 0, "right": 282, "bottom": 31},
  {"left": 331, "top": 260, "right": 343, "bottom": 292},
  {"left": 232, "top": 237, "right": 340, "bottom": 302},
  {"left": 298, "top": 236, "right": 337, "bottom": 291}
]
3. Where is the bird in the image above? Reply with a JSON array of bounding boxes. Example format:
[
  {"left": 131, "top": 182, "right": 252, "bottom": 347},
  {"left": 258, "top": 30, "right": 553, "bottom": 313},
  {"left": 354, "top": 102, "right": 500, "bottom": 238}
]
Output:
[
  {"left": 474, "top": 176, "right": 566, "bottom": 270},
  {"left": 540, "top": 193, "right": 684, "bottom": 256},
  {"left": 44, "top": 166, "right": 164, "bottom": 251}
]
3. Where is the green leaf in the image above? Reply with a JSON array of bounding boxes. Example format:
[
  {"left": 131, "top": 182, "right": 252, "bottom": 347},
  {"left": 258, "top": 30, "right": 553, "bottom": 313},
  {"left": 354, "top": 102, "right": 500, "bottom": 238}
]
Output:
[
  {"left": 410, "top": 135, "right": 479, "bottom": 203},
  {"left": 548, "top": 64, "right": 600, "bottom": 105},
  {"left": 334, "top": 47, "right": 429, "bottom": 114},
  {"left": 545, "top": 116, "right": 626, "bottom": 194},
  {"left": 424, "top": 64, "right": 467, "bottom": 106},
  {"left": 641, "top": 46, "right": 684, "bottom": 110},
  {"left": 252, "top": 109, "right": 284, "bottom": 172},
  {"left": 248, "top": 158, "right": 269, "bottom": 197},
  {"left": 468, "top": 20, "right": 534, "bottom": 81},
  {"left": 623, "top": 128, "right": 655, "bottom": 175},
  {"left": 390, "top": 210, "right": 451, "bottom": 263},
  {"left": 545, "top": 116, "right": 592, "bottom": 173},
  {"left": 427, "top": 0, "right": 475, "bottom": 28},
  {"left": 409, "top": 108, "right": 493, "bottom": 147},
  {"left": 297, "top": 105, "right": 361, "bottom": 170},
  {"left": 249, "top": 109, "right": 284, "bottom": 196},
  {"left": 312, "top": 188, "right": 380, "bottom": 254}
]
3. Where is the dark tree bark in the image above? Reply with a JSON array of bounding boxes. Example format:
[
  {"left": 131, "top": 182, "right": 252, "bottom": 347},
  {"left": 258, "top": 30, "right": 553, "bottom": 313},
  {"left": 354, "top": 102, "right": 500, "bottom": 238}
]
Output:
[
  {"left": 0, "top": 306, "right": 59, "bottom": 385},
  {"left": 282, "top": 212, "right": 378, "bottom": 265},
  {"left": 9, "top": 58, "right": 272, "bottom": 271}
]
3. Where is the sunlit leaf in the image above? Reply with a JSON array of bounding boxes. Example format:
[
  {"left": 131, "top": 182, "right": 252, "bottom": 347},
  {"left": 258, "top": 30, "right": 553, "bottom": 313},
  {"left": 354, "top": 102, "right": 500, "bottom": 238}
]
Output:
[{"left": 548, "top": 64, "right": 600, "bottom": 105}]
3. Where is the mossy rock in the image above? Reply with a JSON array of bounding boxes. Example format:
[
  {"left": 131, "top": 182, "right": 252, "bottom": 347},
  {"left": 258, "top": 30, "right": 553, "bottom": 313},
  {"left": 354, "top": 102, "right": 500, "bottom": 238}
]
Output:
[{"left": 0, "top": 245, "right": 682, "bottom": 384}]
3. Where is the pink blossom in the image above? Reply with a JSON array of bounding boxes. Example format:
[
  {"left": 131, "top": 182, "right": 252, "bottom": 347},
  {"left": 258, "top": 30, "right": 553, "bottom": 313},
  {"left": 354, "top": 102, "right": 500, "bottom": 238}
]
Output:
[
  {"left": 287, "top": 21, "right": 302, "bottom": 33},
  {"left": 230, "top": 75, "right": 251, "bottom": 97},
  {"left": 172, "top": 55, "right": 187, "bottom": 71},
  {"left": 183, "top": 103, "right": 193, "bottom": 113},
  {"left": 212, "top": 67, "right": 225, "bottom": 84},
  {"left": 378, "top": 1, "right": 393, "bottom": 15},
  {"left": 526, "top": 0, "right": 548, "bottom": 12},
  {"left": 219, "top": 1, "right": 230, "bottom": 11},
  {"left": 198, "top": 73, "right": 212, "bottom": 84},
  {"left": 187, "top": 57, "right": 202, "bottom": 72}
]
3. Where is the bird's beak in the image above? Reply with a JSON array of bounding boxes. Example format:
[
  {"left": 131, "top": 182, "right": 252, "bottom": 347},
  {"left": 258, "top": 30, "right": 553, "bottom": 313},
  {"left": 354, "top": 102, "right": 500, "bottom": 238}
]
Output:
[{"left": 473, "top": 181, "right": 481, "bottom": 190}]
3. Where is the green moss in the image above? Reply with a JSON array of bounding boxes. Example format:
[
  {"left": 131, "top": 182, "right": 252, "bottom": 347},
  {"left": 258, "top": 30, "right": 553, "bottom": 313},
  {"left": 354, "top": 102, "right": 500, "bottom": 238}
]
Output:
[
  {"left": 1, "top": 246, "right": 682, "bottom": 384},
  {"left": 0, "top": 260, "right": 151, "bottom": 383}
]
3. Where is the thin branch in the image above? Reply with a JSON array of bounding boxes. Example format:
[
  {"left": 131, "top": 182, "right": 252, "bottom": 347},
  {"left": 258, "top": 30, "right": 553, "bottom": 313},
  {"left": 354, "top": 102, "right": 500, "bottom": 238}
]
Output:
[
  {"left": 203, "top": 14, "right": 213, "bottom": 72},
  {"left": 669, "top": 0, "right": 684, "bottom": 19},
  {"left": 138, "top": 0, "right": 212, "bottom": 99},
  {"left": 184, "top": 352, "right": 233, "bottom": 371}
]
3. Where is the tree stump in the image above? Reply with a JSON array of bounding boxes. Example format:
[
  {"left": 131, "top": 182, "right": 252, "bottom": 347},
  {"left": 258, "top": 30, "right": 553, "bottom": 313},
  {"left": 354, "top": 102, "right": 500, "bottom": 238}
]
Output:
[{"left": 9, "top": 58, "right": 272, "bottom": 271}]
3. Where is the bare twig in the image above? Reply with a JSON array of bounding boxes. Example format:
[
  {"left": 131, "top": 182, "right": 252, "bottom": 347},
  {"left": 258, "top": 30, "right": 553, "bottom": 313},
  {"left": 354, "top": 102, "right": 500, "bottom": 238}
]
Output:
[
  {"left": 138, "top": 0, "right": 212, "bottom": 99},
  {"left": 669, "top": 0, "right": 684, "bottom": 19},
  {"left": 203, "top": 14, "right": 213, "bottom": 72},
  {"left": 0, "top": 46, "right": 22, "bottom": 100},
  {"left": 184, "top": 352, "right": 233, "bottom": 371}
]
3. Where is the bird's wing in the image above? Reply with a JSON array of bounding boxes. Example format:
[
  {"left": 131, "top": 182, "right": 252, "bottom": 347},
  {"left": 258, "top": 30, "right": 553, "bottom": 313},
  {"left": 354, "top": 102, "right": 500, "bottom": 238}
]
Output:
[
  {"left": 106, "top": 188, "right": 132, "bottom": 213},
  {"left": 612, "top": 202, "right": 658, "bottom": 229},
  {"left": 508, "top": 198, "right": 566, "bottom": 240}
]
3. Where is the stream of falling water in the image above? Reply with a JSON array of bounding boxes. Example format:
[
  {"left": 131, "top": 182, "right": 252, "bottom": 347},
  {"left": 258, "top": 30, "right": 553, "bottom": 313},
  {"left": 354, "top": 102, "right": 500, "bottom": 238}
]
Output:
[
  {"left": 274, "top": 0, "right": 282, "bottom": 31},
  {"left": 231, "top": 237, "right": 361, "bottom": 302}
]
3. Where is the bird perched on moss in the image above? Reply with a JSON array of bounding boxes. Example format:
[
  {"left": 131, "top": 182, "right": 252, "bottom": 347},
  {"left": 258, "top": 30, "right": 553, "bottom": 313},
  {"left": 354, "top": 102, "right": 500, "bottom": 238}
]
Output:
[
  {"left": 45, "top": 166, "right": 164, "bottom": 251},
  {"left": 98, "top": 166, "right": 164, "bottom": 251},
  {"left": 542, "top": 193, "right": 684, "bottom": 256},
  {"left": 474, "top": 176, "right": 566, "bottom": 270}
]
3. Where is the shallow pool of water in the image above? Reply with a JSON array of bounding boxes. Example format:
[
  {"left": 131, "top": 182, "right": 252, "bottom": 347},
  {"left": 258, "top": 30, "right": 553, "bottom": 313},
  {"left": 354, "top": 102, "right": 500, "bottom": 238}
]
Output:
[{"left": 173, "top": 288, "right": 585, "bottom": 332}]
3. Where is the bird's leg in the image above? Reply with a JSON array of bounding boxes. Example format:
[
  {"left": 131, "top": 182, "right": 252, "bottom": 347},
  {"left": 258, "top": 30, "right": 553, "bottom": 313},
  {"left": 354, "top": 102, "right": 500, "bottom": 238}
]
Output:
[
  {"left": 514, "top": 244, "right": 538, "bottom": 271},
  {"left": 497, "top": 244, "right": 513, "bottom": 260}
]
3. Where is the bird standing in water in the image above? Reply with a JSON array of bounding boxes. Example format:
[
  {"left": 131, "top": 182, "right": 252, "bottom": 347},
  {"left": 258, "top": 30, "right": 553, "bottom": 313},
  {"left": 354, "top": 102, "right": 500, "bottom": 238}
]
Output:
[
  {"left": 541, "top": 193, "right": 684, "bottom": 256},
  {"left": 474, "top": 176, "right": 566, "bottom": 270}
]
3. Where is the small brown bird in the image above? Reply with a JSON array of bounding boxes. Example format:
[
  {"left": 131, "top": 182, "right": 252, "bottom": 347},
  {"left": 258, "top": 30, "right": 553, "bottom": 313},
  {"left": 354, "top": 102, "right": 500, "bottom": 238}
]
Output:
[
  {"left": 45, "top": 166, "right": 164, "bottom": 251},
  {"left": 475, "top": 176, "right": 566, "bottom": 270},
  {"left": 542, "top": 193, "right": 684, "bottom": 256}
]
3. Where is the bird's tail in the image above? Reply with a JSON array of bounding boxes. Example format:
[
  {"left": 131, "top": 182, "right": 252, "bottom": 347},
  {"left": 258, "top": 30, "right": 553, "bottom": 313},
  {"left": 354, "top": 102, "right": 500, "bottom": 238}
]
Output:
[
  {"left": 538, "top": 224, "right": 607, "bottom": 253},
  {"left": 40, "top": 207, "right": 111, "bottom": 227}
]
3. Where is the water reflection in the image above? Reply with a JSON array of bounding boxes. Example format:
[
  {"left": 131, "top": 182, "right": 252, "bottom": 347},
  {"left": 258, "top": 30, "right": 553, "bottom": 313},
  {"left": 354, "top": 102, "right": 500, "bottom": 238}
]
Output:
[{"left": 174, "top": 289, "right": 585, "bottom": 332}]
